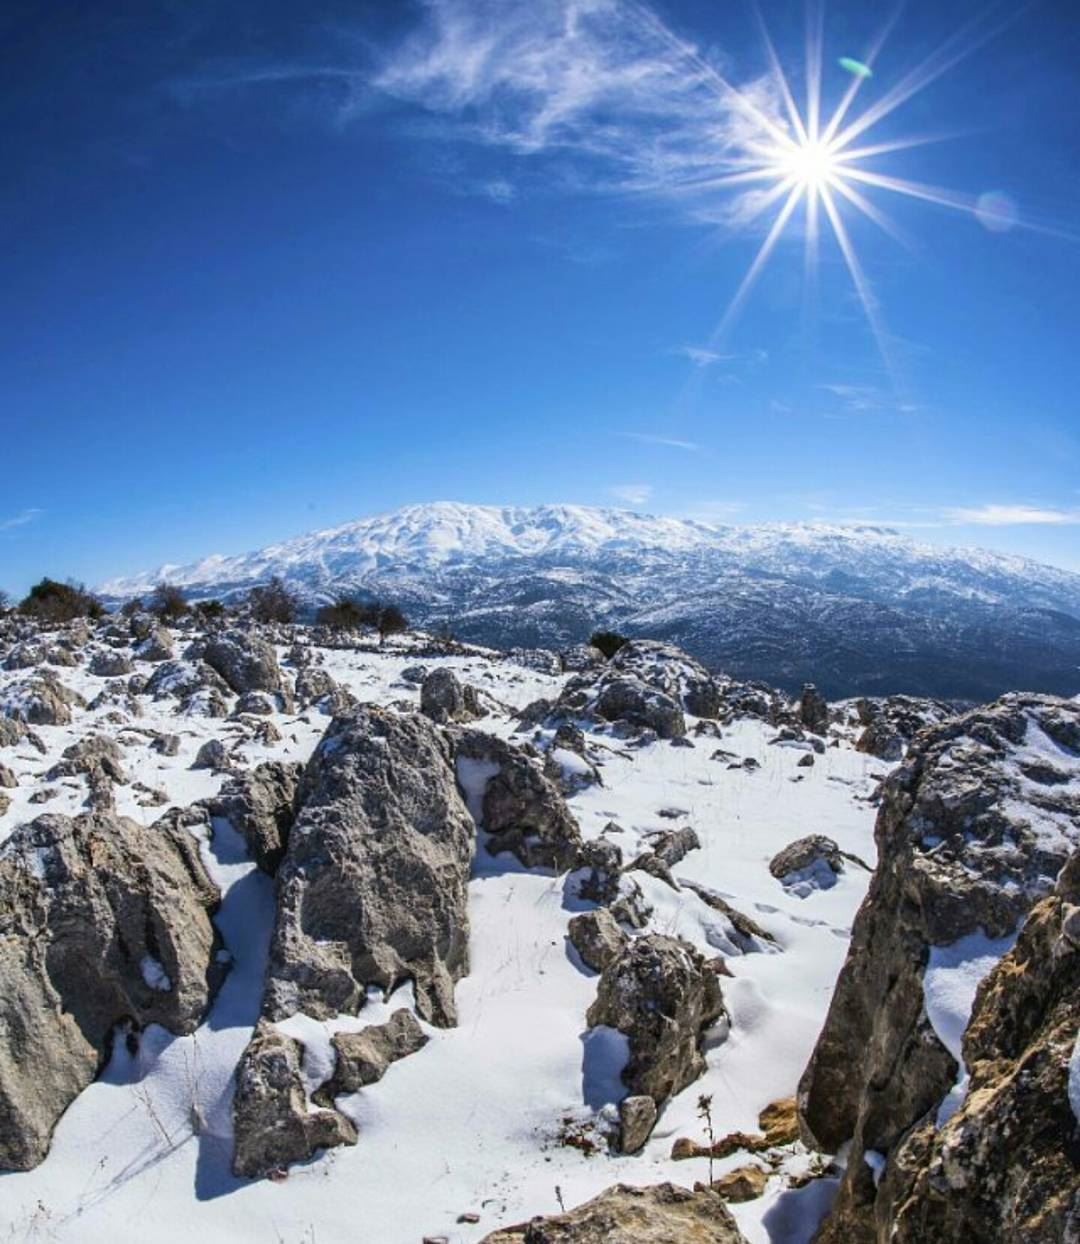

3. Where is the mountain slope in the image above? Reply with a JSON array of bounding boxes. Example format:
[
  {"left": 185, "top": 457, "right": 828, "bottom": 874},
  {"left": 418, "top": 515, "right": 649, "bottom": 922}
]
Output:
[{"left": 99, "top": 502, "right": 1080, "bottom": 699}]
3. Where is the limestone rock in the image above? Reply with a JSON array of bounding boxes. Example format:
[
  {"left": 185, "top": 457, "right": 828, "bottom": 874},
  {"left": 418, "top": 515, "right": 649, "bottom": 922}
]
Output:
[
  {"left": 877, "top": 849, "right": 1080, "bottom": 1243},
  {"left": 480, "top": 1182, "right": 748, "bottom": 1243},
  {"left": 207, "top": 761, "right": 302, "bottom": 874},
  {"left": 89, "top": 650, "right": 134, "bottom": 678},
  {"left": 799, "top": 694, "right": 1080, "bottom": 1243},
  {"left": 262, "top": 705, "right": 475, "bottom": 1027},
  {"left": 232, "top": 1020, "right": 357, "bottom": 1179},
  {"left": 586, "top": 934, "right": 727, "bottom": 1109},
  {"left": 420, "top": 668, "right": 483, "bottom": 724},
  {"left": 567, "top": 908, "right": 627, "bottom": 973},
  {"left": 455, "top": 730, "right": 582, "bottom": 871},
  {"left": 618, "top": 1095, "right": 657, "bottom": 1154},
  {"left": 0, "top": 675, "right": 85, "bottom": 726},
  {"left": 713, "top": 1165, "right": 768, "bottom": 1203},
  {"left": 0, "top": 811, "right": 223, "bottom": 1170},
  {"left": 192, "top": 738, "right": 232, "bottom": 771},
  {"left": 134, "top": 626, "right": 174, "bottom": 663},
  {"left": 323, "top": 1009, "right": 429, "bottom": 1095},
  {"left": 797, "top": 683, "right": 829, "bottom": 735},
  {"left": 203, "top": 629, "right": 287, "bottom": 699}
]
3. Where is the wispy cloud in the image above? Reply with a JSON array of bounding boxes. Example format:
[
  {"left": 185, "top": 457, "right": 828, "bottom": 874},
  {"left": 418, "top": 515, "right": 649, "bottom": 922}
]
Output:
[
  {"left": 670, "top": 345, "right": 729, "bottom": 368},
  {"left": 609, "top": 483, "right": 653, "bottom": 506},
  {"left": 0, "top": 508, "right": 42, "bottom": 532},
  {"left": 481, "top": 177, "right": 516, "bottom": 204},
  {"left": 820, "top": 383, "right": 920, "bottom": 416},
  {"left": 624, "top": 432, "right": 699, "bottom": 451},
  {"left": 175, "top": 3, "right": 793, "bottom": 223},
  {"left": 945, "top": 504, "right": 1080, "bottom": 527}
]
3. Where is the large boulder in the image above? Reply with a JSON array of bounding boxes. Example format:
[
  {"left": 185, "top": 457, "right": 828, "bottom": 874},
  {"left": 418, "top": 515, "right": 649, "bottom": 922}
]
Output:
[
  {"left": 261, "top": 706, "right": 475, "bottom": 1028},
  {"left": 206, "top": 760, "right": 303, "bottom": 874},
  {"left": 0, "top": 675, "right": 86, "bottom": 726},
  {"left": 0, "top": 811, "right": 224, "bottom": 1170},
  {"left": 144, "top": 659, "right": 230, "bottom": 702},
  {"left": 47, "top": 734, "right": 128, "bottom": 786},
  {"left": 853, "top": 694, "right": 955, "bottom": 761},
  {"left": 232, "top": 1020, "right": 357, "bottom": 1179},
  {"left": 419, "top": 667, "right": 483, "bottom": 724},
  {"left": 879, "top": 850, "right": 1080, "bottom": 1242},
  {"left": 586, "top": 934, "right": 727, "bottom": 1128},
  {"left": 609, "top": 641, "right": 723, "bottom": 719},
  {"left": 454, "top": 730, "right": 582, "bottom": 871},
  {"left": 203, "top": 629, "right": 287, "bottom": 699},
  {"left": 481, "top": 1182, "right": 748, "bottom": 1243},
  {"left": 797, "top": 683, "right": 829, "bottom": 735},
  {"left": 798, "top": 694, "right": 1080, "bottom": 1243},
  {"left": 768, "top": 834, "right": 868, "bottom": 897}
]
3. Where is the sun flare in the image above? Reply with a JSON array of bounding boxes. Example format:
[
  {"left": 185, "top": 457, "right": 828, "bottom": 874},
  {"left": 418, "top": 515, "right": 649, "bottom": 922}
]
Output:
[{"left": 701, "top": 2, "right": 1020, "bottom": 366}]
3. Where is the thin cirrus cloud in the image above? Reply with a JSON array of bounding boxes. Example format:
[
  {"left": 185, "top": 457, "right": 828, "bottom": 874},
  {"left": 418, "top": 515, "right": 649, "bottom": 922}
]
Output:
[
  {"left": 0, "top": 508, "right": 42, "bottom": 533},
  {"left": 946, "top": 504, "right": 1080, "bottom": 527},
  {"left": 176, "top": 2, "right": 788, "bottom": 223},
  {"left": 624, "top": 432, "right": 700, "bottom": 451},
  {"left": 609, "top": 483, "right": 653, "bottom": 506}
]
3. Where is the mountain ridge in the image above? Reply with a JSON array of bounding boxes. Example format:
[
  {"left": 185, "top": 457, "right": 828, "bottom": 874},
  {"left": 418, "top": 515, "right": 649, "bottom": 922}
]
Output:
[{"left": 98, "top": 502, "right": 1080, "bottom": 701}]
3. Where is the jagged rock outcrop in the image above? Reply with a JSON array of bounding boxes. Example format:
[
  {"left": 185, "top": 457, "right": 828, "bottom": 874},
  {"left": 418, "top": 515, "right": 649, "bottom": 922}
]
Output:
[
  {"left": 552, "top": 640, "right": 725, "bottom": 740},
  {"left": 586, "top": 934, "right": 727, "bottom": 1146},
  {"left": 798, "top": 694, "right": 1080, "bottom": 1243},
  {"left": 877, "top": 849, "right": 1080, "bottom": 1242},
  {"left": 454, "top": 729, "right": 582, "bottom": 871},
  {"left": 419, "top": 667, "right": 483, "bottom": 724},
  {"left": 261, "top": 706, "right": 475, "bottom": 1027},
  {"left": 232, "top": 1020, "right": 357, "bottom": 1179},
  {"left": 206, "top": 760, "right": 302, "bottom": 873},
  {"left": 0, "top": 811, "right": 223, "bottom": 1170},
  {"left": 481, "top": 1182, "right": 748, "bottom": 1243},
  {"left": 853, "top": 694, "right": 955, "bottom": 761}
]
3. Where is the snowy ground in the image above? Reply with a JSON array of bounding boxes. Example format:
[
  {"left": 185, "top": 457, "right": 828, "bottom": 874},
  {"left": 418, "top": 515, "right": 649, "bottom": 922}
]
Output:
[{"left": 0, "top": 633, "right": 887, "bottom": 1244}]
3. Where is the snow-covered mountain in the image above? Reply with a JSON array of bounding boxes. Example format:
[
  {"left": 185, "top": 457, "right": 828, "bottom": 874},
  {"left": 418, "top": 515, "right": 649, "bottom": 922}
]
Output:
[{"left": 100, "top": 502, "right": 1080, "bottom": 700}]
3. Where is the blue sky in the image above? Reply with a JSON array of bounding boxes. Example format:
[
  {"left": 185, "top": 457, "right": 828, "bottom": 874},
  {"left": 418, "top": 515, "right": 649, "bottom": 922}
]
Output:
[{"left": 2, "top": 0, "right": 1079, "bottom": 596}]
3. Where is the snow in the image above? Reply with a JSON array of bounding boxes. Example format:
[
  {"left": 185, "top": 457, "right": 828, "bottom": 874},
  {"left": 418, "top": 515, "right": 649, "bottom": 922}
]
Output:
[
  {"left": 922, "top": 929, "right": 1017, "bottom": 1126},
  {"left": 140, "top": 956, "right": 173, "bottom": 992},
  {"left": 0, "top": 628, "right": 890, "bottom": 1243},
  {"left": 1069, "top": 1030, "right": 1080, "bottom": 1126}
]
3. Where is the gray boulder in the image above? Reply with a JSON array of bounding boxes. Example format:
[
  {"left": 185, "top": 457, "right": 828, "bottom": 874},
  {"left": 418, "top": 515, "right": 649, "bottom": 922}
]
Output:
[
  {"left": 88, "top": 650, "right": 134, "bottom": 678},
  {"left": 0, "top": 676, "right": 85, "bottom": 726},
  {"left": 420, "top": 667, "right": 483, "bottom": 724},
  {"left": 322, "top": 1008, "right": 428, "bottom": 1095},
  {"left": 134, "top": 626, "right": 174, "bottom": 663},
  {"left": 768, "top": 834, "right": 868, "bottom": 896},
  {"left": 207, "top": 761, "right": 302, "bottom": 874},
  {"left": 203, "top": 629, "right": 287, "bottom": 700},
  {"left": 567, "top": 908, "right": 627, "bottom": 973},
  {"left": 191, "top": 738, "right": 232, "bottom": 771},
  {"left": 454, "top": 729, "right": 582, "bottom": 871},
  {"left": 262, "top": 705, "right": 475, "bottom": 1027},
  {"left": 586, "top": 934, "right": 727, "bottom": 1127},
  {"left": 48, "top": 734, "right": 128, "bottom": 786},
  {"left": 0, "top": 811, "right": 223, "bottom": 1170},
  {"left": 232, "top": 1020, "right": 357, "bottom": 1179}
]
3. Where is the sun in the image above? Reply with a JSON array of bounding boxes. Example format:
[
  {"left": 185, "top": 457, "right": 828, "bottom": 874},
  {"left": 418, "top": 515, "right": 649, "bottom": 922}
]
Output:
[
  {"left": 777, "top": 137, "right": 839, "bottom": 192},
  {"left": 694, "top": 2, "right": 1022, "bottom": 368}
]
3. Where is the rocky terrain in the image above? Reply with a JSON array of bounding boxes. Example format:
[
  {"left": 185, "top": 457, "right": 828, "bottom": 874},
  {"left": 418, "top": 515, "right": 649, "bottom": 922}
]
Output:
[
  {"left": 0, "top": 606, "right": 1077, "bottom": 1243},
  {"left": 98, "top": 502, "right": 1080, "bottom": 701}
]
